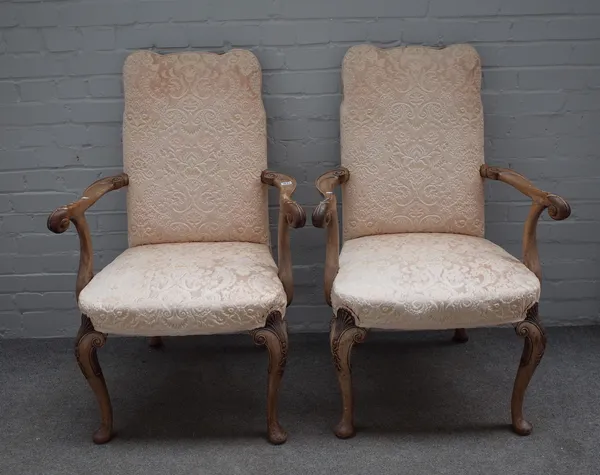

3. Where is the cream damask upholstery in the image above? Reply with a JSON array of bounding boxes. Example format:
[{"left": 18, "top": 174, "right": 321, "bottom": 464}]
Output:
[
  {"left": 123, "top": 50, "right": 269, "bottom": 247},
  {"left": 75, "top": 50, "right": 283, "bottom": 336},
  {"left": 79, "top": 242, "right": 287, "bottom": 336},
  {"left": 331, "top": 233, "right": 540, "bottom": 330},
  {"left": 341, "top": 44, "right": 485, "bottom": 240},
  {"left": 314, "top": 42, "right": 571, "bottom": 440},
  {"left": 48, "top": 49, "right": 304, "bottom": 445}
]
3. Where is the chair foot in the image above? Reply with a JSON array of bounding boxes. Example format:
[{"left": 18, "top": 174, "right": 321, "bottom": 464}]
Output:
[
  {"left": 75, "top": 315, "right": 113, "bottom": 444},
  {"left": 251, "top": 311, "right": 288, "bottom": 445},
  {"left": 511, "top": 303, "right": 546, "bottom": 436},
  {"left": 267, "top": 422, "right": 288, "bottom": 445},
  {"left": 92, "top": 426, "right": 113, "bottom": 444},
  {"left": 334, "top": 420, "right": 356, "bottom": 439},
  {"left": 330, "top": 308, "right": 367, "bottom": 439},
  {"left": 148, "top": 336, "right": 163, "bottom": 348},
  {"left": 512, "top": 418, "right": 533, "bottom": 436},
  {"left": 452, "top": 328, "right": 469, "bottom": 343}
]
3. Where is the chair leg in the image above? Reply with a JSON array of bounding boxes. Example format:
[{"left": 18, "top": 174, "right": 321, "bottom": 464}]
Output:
[
  {"left": 75, "top": 315, "right": 113, "bottom": 444},
  {"left": 511, "top": 303, "right": 546, "bottom": 436},
  {"left": 330, "top": 308, "right": 367, "bottom": 439},
  {"left": 453, "top": 328, "right": 469, "bottom": 343},
  {"left": 148, "top": 336, "right": 163, "bottom": 348},
  {"left": 251, "top": 311, "right": 288, "bottom": 445}
]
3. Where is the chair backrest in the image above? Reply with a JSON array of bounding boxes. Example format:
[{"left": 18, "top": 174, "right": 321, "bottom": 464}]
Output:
[
  {"left": 340, "top": 44, "right": 485, "bottom": 241},
  {"left": 123, "top": 50, "right": 269, "bottom": 247}
]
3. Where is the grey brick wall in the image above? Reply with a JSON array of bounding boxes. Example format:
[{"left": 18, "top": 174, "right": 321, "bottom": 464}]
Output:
[{"left": 0, "top": 0, "right": 599, "bottom": 337}]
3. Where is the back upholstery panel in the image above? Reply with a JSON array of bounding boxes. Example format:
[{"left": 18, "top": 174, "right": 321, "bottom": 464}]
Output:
[
  {"left": 341, "top": 44, "right": 485, "bottom": 241},
  {"left": 123, "top": 50, "right": 269, "bottom": 247}
]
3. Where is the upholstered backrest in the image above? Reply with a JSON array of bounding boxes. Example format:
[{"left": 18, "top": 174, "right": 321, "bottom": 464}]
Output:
[
  {"left": 340, "top": 44, "right": 485, "bottom": 240},
  {"left": 123, "top": 50, "right": 269, "bottom": 247}
]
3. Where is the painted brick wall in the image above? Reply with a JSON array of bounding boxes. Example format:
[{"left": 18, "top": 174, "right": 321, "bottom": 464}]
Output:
[{"left": 0, "top": 0, "right": 599, "bottom": 337}]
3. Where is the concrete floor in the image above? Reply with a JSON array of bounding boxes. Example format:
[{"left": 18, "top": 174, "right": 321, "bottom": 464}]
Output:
[{"left": 1, "top": 326, "right": 599, "bottom": 474}]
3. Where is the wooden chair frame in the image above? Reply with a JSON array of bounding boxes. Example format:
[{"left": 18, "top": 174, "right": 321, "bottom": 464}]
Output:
[
  {"left": 48, "top": 170, "right": 305, "bottom": 445},
  {"left": 313, "top": 165, "right": 570, "bottom": 438}
]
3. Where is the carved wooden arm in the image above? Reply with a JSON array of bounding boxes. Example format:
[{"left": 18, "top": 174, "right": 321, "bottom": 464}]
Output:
[
  {"left": 311, "top": 168, "right": 350, "bottom": 306},
  {"left": 261, "top": 170, "right": 306, "bottom": 306},
  {"left": 47, "top": 174, "right": 129, "bottom": 298},
  {"left": 480, "top": 164, "right": 571, "bottom": 281}
]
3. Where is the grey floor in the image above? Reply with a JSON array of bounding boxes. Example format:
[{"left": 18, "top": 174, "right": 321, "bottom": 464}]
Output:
[{"left": 1, "top": 327, "right": 599, "bottom": 475}]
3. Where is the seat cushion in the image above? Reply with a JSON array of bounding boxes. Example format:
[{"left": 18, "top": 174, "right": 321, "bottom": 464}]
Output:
[
  {"left": 79, "top": 242, "right": 286, "bottom": 336},
  {"left": 331, "top": 233, "right": 540, "bottom": 330},
  {"left": 341, "top": 44, "right": 485, "bottom": 240},
  {"left": 123, "top": 50, "right": 269, "bottom": 247}
]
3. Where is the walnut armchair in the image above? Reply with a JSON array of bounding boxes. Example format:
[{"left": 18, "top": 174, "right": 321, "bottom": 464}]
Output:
[
  {"left": 47, "top": 50, "right": 305, "bottom": 445},
  {"left": 312, "top": 44, "right": 570, "bottom": 439}
]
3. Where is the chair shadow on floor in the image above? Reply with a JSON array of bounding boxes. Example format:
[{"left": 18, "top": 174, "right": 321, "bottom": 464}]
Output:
[
  {"left": 65, "top": 331, "right": 522, "bottom": 442},
  {"left": 87, "top": 337, "right": 271, "bottom": 442},
  {"left": 343, "top": 332, "right": 520, "bottom": 437}
]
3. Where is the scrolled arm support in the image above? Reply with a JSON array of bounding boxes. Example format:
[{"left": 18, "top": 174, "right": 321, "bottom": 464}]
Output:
[
  {"left": 47, "top": 173, "right": 129, "bottom": 297},
  {"left": 261, "top": 170, "right": 306, "bottom": 305},
  {"left": 312, "top": 168, "right": 350, "bottom": 306},
  {"left": 47, "top": 174, "right": 129, "bottom": 234},
  {"left": 480, "top": 164, "right": 571, "bottom": 281}
]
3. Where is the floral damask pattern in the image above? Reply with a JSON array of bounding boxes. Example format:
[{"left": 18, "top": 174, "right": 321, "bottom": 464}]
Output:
[
  {"left": 78, "top": 242, "right": 287, "bottom": 336},
  {"left": 123, "top": 50, "right": 269, "bottom": 247},
  {"left": 341, "top": 44, "right": 485, "bottom": 240},
  {"left": 332, "top": 234, "right": 540, "bottom": 330}
]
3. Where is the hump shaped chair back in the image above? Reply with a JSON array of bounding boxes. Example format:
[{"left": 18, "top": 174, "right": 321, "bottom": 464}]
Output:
[
  {"left": 123, "top": 50, "right": 269, "bottom": 247},
  {"left": 340, "top": 44, "right": 485, "bottom": 240}
]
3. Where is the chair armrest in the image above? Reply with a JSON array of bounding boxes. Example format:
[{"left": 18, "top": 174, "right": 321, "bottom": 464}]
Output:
[
  {"left": 261, "top": 170, "right": 306, "bottom": 305},
  {"left": 47, "top": 173, "right": 129, "bottom": 297},
  {"left": 480, "top": 164, "right": 571, "bottom": 280},
  {"left": 480, "top": 165, "right": 570, "bottom": 220},
  {"left": 311, "top": 168, "right": 350, "bottom": 306}
]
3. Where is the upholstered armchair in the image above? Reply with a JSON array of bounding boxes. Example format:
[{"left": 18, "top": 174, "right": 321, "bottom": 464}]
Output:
[
  {"left": 47, "top": 50, "right": 305, "bottom": 445},
  {"left": 313, "top": 44, "right": 570, "bottom": 439}
]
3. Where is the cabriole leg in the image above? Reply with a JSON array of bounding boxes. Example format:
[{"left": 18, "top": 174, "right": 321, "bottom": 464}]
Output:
[
  {"left": 453, "top": 328, "right": 469, "bottom": 343},
  {"left": 511, "top": 303, "right": 546, "bottom": 436},
  {"left": 148, "top": 336, "right": 163, "bottom": 348},
  {"left": 330, "top": 308, "right": 367, "bottom": 439},
  {"left": 75, "top": 315, "right": 113, "bottom": 444},
  {"left": 251, "top": 311, "right": 288, "bottom": 445}
]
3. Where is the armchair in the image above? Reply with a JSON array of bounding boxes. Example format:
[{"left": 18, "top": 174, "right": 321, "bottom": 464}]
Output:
[
  {"left": 47, "top": 50, "right": 305, "bottom": 445},
  {"left": 313, "top": 44, "right": 570, "bottom": 439}
]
